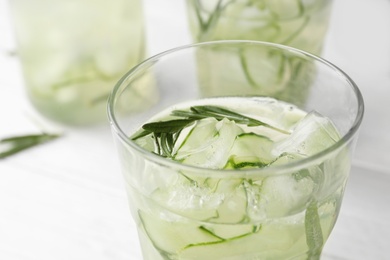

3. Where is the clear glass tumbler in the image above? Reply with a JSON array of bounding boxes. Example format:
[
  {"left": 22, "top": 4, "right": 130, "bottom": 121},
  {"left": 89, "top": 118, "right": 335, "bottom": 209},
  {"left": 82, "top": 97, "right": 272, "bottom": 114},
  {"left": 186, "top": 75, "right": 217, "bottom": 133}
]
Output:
[
  {"left": 108, "top": 41, "right": 364, "bottom": 260},
  {"left": 186, "top": 0, "right": 333, "bottom": 55},
  {"left": 10, "top": 0, "right": 145, "bottom": 125}
]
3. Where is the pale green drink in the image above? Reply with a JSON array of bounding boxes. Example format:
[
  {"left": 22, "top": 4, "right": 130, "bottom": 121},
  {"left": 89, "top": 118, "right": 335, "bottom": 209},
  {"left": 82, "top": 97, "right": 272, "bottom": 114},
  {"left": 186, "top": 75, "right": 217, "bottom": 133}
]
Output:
[
  {"left": 107, "top": 41, "right": 364, "bottom": 260},
  {"left": 10, "top": 0, "right": 145, "bottom": 125},
  {"left": 129, "top": 97, "right": 348, "bottom": 260},
  {"left": 186, "top": 0, "right": 333, "bottom": 55},
  {"left": 186, "top": 0, "right": 333, "bottom": 103}
]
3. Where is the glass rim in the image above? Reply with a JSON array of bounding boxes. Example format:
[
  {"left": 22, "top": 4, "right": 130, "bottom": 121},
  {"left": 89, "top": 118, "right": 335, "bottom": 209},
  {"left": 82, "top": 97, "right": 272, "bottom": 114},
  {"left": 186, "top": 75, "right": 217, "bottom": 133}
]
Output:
[{"left": 107, "top": 40, "right": 364, "bottom": 177}]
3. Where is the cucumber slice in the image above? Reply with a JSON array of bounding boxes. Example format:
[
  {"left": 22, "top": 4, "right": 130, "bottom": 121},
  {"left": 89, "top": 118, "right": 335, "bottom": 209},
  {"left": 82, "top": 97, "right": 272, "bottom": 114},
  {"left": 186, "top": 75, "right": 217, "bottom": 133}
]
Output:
[
  {"left": 139, "top": 208, "right": 262, "bottom": 259},
  {"left": 179, "top": 224, "right": 261, "bottom": 259},
  {"left": 138, "top": 210, "right": 221, "bottom": 256},
  {"left": 177, "top": 222, "right": 305, "bottom": 259},
  {"left": 225, "top": 132, "right": 275, "bottom": 169},
  {"left": 174, "top": 118, "right": 244, "bottom": 169},
  {"left": 210, "top": 178, "right": 249, "bottom": 223},
  {"left": 174, "top": 117, "right": 219, "bottom": 158},
  {"left": 239, "top": 46, "right": 292, "bottom": 91}
]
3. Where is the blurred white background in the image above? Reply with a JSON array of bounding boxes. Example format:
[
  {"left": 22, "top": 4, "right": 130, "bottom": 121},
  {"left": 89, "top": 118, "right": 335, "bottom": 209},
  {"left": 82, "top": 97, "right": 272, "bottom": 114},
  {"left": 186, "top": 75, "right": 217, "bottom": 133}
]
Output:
[{"left": 1, "top": 0, "right": 389, "bottom": 259}]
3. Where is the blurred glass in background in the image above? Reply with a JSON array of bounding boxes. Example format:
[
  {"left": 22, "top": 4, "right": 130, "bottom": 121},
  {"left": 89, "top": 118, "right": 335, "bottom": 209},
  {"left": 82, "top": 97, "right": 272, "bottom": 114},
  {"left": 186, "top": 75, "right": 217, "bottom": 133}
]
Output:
[
  {"left": 186, "top": 0, "right": 333, "bottom": 55},
  {"left": 9, "top": 0, "right": 145, "bottom": 126}
]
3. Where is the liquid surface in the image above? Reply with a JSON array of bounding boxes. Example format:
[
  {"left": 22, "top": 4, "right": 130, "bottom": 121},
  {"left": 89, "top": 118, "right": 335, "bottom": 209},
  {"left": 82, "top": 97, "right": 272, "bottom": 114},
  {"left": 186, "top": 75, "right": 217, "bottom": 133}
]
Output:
[{"left": 132, "top": 97, "right": 339, "bottom": 169}]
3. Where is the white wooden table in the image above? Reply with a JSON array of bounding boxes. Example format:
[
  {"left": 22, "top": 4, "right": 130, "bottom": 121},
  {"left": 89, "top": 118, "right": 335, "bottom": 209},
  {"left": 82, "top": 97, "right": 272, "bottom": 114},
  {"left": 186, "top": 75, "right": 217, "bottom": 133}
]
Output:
[{"left": 1, "top": 0, "right": 389, "bottom": 259}]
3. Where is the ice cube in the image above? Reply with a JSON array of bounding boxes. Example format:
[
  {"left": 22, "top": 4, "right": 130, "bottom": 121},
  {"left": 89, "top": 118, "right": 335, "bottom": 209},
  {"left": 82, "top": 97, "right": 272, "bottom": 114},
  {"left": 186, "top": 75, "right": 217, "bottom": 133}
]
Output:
[
  {"left": 249, "top": 171, "right": 317, "bottom": 219},
  {"left": 151, "top": 180, "right": 224, "bottom": 222},
  {"left": 225, "top": 133, "right": 275, "bottom": 169},
  {"left": 242, "top": 152, "right": 324, "bottom": 220},
  {"left": 272, "top": 111, "right": 340, "bottom": 157}
]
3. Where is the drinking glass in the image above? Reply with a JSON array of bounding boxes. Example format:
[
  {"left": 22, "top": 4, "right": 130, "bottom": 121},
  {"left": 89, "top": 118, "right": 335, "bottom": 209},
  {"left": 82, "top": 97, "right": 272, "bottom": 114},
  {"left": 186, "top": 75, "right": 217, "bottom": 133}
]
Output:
[
  {"left": 108, "top": 41, "right": 364, "bottom": 260},
  {"left": 10, "top": 0, "right": 145, "bottom": 125},
  {"left": 186, "top": 0, "right": 333, "bottom": 55}
]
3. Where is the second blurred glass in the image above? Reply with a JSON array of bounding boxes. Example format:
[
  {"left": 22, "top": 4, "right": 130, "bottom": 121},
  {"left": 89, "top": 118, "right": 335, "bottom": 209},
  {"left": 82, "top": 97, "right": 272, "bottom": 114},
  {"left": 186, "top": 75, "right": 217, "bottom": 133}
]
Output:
[
  {"left": 186, "top": 0, "right": 333, "bottom": 55},
  {"left": 185, "top": 0, "right": 333, "bottom": 106},
  {"left": 10, "top": 0, "right": 145, "bottom": 125}
]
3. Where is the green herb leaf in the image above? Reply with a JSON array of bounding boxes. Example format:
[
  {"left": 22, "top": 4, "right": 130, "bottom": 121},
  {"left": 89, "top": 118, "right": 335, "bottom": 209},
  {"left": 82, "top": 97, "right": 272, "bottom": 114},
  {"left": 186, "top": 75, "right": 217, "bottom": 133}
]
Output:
[
  {"left": 142, "top": 119, "right": 196, "bottom": 134},
  {"left": 132, "top": 105, "right": 289, "bottom": 158},
  {"left": 0, "top": 133, "right": 61, "bottom": 159},
  {"left": 305, "top": 201, "right": 324, "bottom": 258},
  {"left": 173, "top": 105, "right": 290, "bottom": 134}
]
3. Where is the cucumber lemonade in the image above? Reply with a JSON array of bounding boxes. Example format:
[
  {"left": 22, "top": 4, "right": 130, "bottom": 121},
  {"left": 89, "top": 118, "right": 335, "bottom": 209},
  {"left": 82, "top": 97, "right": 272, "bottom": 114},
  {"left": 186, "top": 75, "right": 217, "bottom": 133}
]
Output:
[
  {"left": 187, "top": 0, "right": 333, "bottom": 55},
  {"left": 108, "top": 41, "right": 364, "bottom": 260},
  {"left": 10, "top": 0, "right": 145, "bottom": 125},
  {"left": 186, "top": 0, "right": 333, "bottom": 104},
  {"left": 128, "top": 97, "right": 348, "bottom": 260}
]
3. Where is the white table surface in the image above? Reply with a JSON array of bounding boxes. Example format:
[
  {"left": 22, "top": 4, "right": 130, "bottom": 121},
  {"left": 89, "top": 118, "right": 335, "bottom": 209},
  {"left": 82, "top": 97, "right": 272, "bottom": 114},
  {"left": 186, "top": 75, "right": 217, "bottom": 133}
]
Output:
[{"left": 1, "top": 0, "right": 389, "bottom": 259}]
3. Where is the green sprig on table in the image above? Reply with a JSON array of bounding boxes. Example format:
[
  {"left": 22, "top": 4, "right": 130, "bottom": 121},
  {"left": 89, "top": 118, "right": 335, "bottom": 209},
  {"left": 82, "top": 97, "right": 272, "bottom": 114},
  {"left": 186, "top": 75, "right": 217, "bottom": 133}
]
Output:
[{"left": 0, "top": 133, "right": 61, "bottom": 159}]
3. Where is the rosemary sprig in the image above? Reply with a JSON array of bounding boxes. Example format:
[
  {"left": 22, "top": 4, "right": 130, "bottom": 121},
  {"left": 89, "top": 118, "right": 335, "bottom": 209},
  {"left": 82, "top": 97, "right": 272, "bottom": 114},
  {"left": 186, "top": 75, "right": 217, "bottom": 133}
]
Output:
[
  {"left": 0, "top": 133, "right": 61, "bottom": 159},
  {"left": 305, "top": 201, "right": 324, "bottom": 258},
  {"left": 132, "top": 105, "right": 289, "bottom": 158},
  {"left": 174, "top": 106, "right": 286, "bottom": 131}
]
